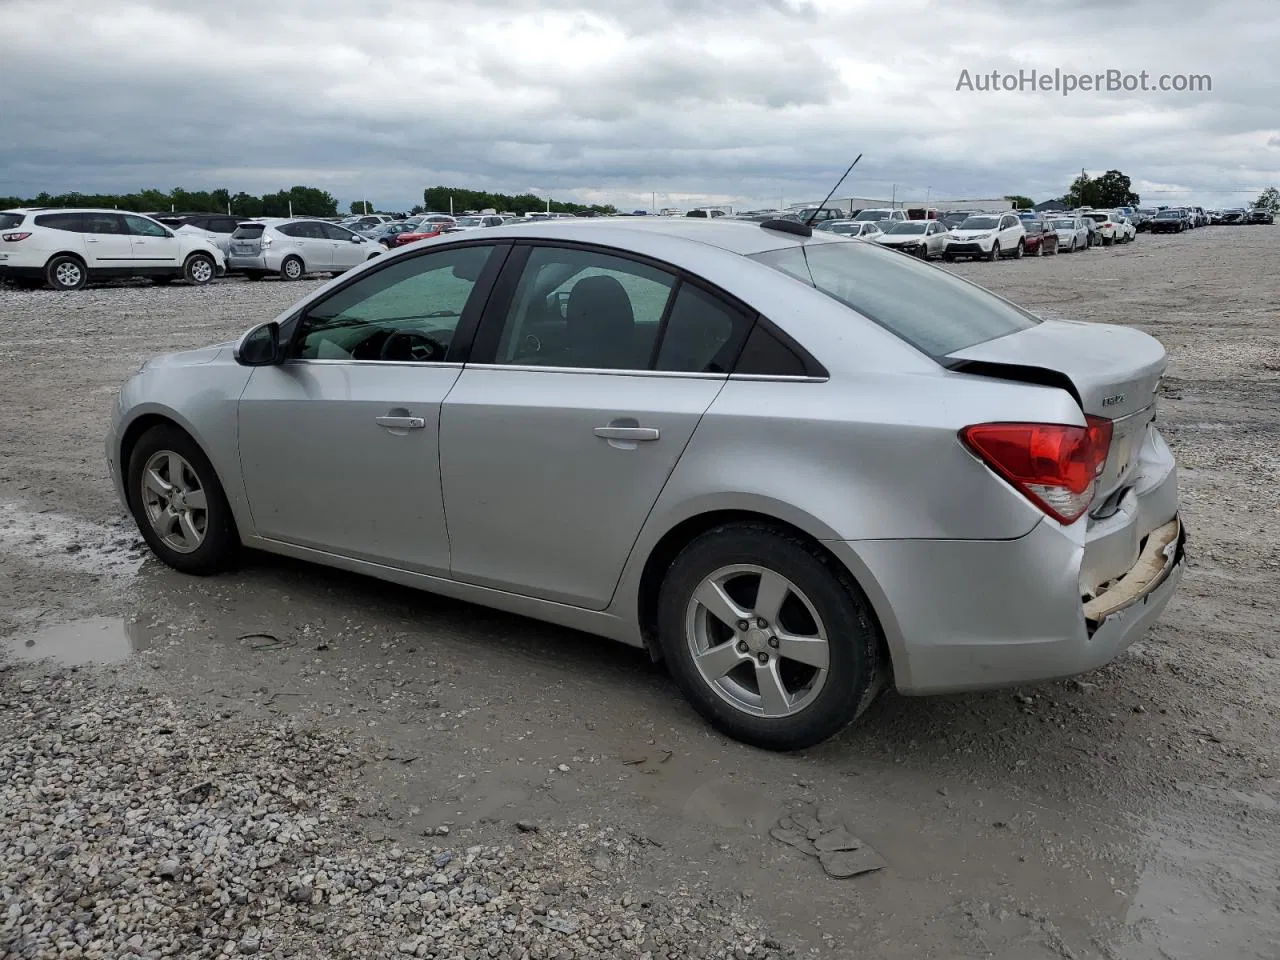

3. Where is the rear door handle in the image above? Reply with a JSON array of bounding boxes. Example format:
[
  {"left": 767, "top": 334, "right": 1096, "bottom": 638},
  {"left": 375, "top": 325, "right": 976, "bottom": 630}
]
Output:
[
  {"left": 594, "top": 426, "right": 659, "bottom": 441},
  {"left": 375, "top": 416, "right": 425, "bottom": 430}
]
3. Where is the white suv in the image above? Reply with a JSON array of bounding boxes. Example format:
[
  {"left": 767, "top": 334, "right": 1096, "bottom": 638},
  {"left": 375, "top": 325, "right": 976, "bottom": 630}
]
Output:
[
  {"left": 942, "top": 212, "right": 1027, "bottom": 261},
  {"left": 226, "top": 218, "right": 385, "bottom": 280},
  {"left": 0, "top": 208, "right": 226, "bottom": 291}
]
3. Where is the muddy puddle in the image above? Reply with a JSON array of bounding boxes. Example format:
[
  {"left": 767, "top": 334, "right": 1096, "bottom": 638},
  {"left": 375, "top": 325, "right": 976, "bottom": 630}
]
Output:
[
  {"left": 0, "top": 499, "right": 144, "bottom": 580},
  {"left": 2, "top": 616, "right": 151, "bottom": 665}
]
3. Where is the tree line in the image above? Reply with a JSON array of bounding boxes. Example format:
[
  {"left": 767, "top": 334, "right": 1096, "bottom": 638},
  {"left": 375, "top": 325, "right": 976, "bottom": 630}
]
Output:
[
  {"left": 421, "top": 185, "right": 617, "bottom": 216},
  {"left": 0, "top": 185, "right": 340, "bottom": 217}
]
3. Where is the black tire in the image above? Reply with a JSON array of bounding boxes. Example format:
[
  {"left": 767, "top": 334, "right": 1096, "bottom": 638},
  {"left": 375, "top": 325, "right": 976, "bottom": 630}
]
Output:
[
  {"left": 1102, "top": 236, "right": 1113, "bottom": 246},
  {"left": 987, "top": 241, "right": 1000, "bottom": 262},
  {"left": 45, "top": 254, "right": 87, "bottom": 291},
  {"left": 366, "top": 253, "right": 380, "bottom": 261},
  {"left": 1012, "top": 239, "right": 1024, "bottom": 259},
  {"left": 942, "top": 253, "right": 956, "bottom": 262},
  {"left": 656, "top": 522, "right": 884, "bottom": 751},
  {"left": 183, "top": 253, "right": 216, "bottom": 285},
  {"left": 1034, "top": 240, "right": 1044, "bottom": 257},
  {"left": 280, "top": 256, "right": 304, "bottom": 281},
  {"left": 242, "top": 271, "right": 265, "bottom": 281},
  {"left": 125, "top": 425, "right": 239, "bottom": 576},
  {"left": 151, "top": 276, "right": 175, "bottom": 286}
]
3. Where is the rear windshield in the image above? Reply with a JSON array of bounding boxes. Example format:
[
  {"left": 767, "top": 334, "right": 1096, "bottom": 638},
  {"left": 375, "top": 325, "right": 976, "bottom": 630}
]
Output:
[
  {"left": 231, "top": 224, "right": 265, "bottom": 238},
  {"left": 0, "top": 213, "right": 25, "bottom": 230},
  {"left": 749, "top": 241, "right": 1039, "bottom": 358}
]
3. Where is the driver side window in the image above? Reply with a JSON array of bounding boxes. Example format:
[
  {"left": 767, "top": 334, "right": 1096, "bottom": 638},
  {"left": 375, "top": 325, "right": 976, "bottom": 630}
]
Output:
[{"left": 293, "top": 245, "right": 497, "bottom": 363}]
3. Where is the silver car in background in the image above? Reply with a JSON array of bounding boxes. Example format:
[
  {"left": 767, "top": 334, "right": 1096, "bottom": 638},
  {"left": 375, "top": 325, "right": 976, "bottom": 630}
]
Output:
[
  {"left": 106, "top": 218, "right": 1185, "bottom": 750},
  {"left": 227, "top": 218, "right": 384, "bottom": 280},
  {"left": 1049, "top": 215, "right": 1091, "bottom": 253}
]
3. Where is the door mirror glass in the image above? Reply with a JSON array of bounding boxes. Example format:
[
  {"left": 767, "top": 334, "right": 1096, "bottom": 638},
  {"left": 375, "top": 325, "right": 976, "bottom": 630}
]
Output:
[{"left": 234, "top": 321, "right": 282, "bottom": 366}]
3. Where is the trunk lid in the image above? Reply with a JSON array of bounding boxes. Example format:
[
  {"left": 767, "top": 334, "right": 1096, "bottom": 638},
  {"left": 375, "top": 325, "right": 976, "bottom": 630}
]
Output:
[
  {"left": 947, "top": 318, "right": 1165, "bottom": 507},
  {"left": 229, "top": 223, "right": 265, "bottom": 255}
]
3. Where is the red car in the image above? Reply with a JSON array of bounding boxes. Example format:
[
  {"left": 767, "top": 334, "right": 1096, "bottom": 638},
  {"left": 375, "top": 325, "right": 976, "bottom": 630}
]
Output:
[
  {"left": 392, "top": 222, "right": 450, "bottom": 246},
  {"left": 1022, "top": 219, "right": 1060, "bottom": 256}
]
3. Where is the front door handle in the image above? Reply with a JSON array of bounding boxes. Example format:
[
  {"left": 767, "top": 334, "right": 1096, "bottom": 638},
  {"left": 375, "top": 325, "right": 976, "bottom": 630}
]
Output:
[
  {"left": 375, "top": 416, "right": 425, "bottom": 430},
  {"left": 594, "top": 426, "right": 659, "bottom": 441}
]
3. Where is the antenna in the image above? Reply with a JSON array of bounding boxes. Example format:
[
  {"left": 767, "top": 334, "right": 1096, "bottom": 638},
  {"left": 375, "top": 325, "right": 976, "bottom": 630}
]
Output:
[{"left": 806, "top": 154, "right": 863, "bottom": 226}]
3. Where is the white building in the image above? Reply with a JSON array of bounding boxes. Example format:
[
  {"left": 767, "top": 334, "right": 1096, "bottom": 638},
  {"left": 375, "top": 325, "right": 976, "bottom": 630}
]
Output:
[{"left": 790, "top": 196, "right": 1014, "bottom": 215}]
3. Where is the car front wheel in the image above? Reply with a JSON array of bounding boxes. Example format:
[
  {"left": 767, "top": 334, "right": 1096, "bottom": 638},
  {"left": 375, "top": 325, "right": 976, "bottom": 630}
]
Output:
[
  {"left": 126, "top": 425, "right": 239, "bottom": 575},
  {"left": 657, "top": 522, "right": 883, "bottom": 751},
  {"left": 987, "top": 241, "right": 1000, "bottom": 261}
]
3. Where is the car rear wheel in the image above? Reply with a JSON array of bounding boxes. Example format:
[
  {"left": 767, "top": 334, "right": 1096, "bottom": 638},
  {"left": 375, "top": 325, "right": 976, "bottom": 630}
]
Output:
[
  {"left": 657, "top": 523, "right": 883, "bottom": 751},
  {"left": 46, "top": 254, "right": 87, "bottom": 291},
  {"left": 987, "top": 241, "right": 1000, "bottom": 261},
  {"left": 280, "top": 256, "right": 304, "bottom": 281},
  {"left": 126, "top": 425, "right": 238, "bottom": 576}
]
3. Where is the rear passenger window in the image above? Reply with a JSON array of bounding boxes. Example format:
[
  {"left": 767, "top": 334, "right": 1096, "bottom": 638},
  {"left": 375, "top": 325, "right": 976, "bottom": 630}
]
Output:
[
  {"left": 232, "top": 224, "right": 264, "bottom": 239},
  {"left": 83, "top": 213, "right": 127, "bottom": 235},
  {"left": 34, "top": 213, "right": 83, "bottom": 232},
  {"left": 733, "top": 323, "right": 809, "bottom": 377},
  {"left": 493, "top": 246, "right": 676, "bottom": 370},
  {"left": 654, "top": 283, "right": 752, "bottom": 373}
]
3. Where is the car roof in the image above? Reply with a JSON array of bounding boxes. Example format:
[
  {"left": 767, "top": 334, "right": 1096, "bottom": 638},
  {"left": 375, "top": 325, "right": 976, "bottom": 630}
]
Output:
[
  {"left": 472, "top": 216, "right": 836, "bottom": 256},
  {"left": 3, "top": 207, "right": 156, "bottom": 216}
]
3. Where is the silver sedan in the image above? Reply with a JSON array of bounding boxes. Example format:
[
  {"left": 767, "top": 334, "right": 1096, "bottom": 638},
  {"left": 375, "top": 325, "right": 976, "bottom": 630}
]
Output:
[{"left": 106, "top": 217, "right": 1185, "bottom": 750}]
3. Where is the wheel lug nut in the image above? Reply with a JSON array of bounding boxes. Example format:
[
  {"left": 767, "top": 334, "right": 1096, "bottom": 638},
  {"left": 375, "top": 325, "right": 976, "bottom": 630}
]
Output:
[
  {"left": 736, "top": 641, "right": 749, "bottom": 653},
  {"left": 736, "top": 620, "right": 750, "bottom": 632},
  {"left": 756, "top": 617, "right": 768, "bottom": 628},
  {"left": 768, "top": 636, "right": 779, "bottom": 648},
  {"left": 756, "top": 653, "right": 769, "bottom": 665}
]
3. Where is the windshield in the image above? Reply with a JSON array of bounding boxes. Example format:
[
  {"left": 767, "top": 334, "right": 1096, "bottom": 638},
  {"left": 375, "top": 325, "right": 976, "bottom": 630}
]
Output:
[
  {"left": 454, "top": 216, "right": 483, "bottom": 226},
  {"left": 0, "top": 212, "right": 26, "bottom": 230},
  {"left": 1155, "top": 211, "right": 1180, "bottom": 218},
  {"left": 886, "top": 222, "right": 927, "bottom": 234},
  {"left": 1085, "top": 213, "right": 1108, "bottom": 222},
  {"left": 750, "top": 241, "right": 1039, "bottom": 357},
  {"left": 958, "top": 216, "right": 999, "bottom": 230},
  {"left": 853, "top": 210, "right": 892, "bottom": 221},
  {"left": 1050, "top": 219, "right": 1075, "bottom": 228}
]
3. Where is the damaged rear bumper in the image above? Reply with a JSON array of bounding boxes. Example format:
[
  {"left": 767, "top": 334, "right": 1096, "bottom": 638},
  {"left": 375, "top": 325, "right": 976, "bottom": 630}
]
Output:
[{"left": 829, "top": 513, "right": 1187, "bottom": 695}]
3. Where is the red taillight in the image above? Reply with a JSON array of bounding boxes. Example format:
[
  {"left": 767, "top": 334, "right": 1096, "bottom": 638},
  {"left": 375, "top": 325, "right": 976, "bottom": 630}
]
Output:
[
  {"left": 2, "top": 232, "right": 31, "bottom": 242},
  {"left": 961, "top": 416, "right": 1112, "bottom": 524}
]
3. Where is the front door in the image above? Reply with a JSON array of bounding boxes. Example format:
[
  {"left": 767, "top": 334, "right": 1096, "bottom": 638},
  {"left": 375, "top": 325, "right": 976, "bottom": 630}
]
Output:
[
  {"left": 440, "top": 243, "right": 754, "bottom": 609},
  {"left": 322, "top": 222, "right": 366, "bottom": 270},
  {"left": 237, "top": 242, "right": 507, "bottom": 574},
  {"left": 122, "top": 214, "right": 183, "bottom": 268},
  {"left": 80, "top": 213, "right": 135, "bottom": 269}
]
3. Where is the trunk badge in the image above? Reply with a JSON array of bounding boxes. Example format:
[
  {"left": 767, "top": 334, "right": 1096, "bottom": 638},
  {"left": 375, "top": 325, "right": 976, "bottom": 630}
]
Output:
[{"left": 1101, "top": 394, "right": 1126, "bottom": 407}]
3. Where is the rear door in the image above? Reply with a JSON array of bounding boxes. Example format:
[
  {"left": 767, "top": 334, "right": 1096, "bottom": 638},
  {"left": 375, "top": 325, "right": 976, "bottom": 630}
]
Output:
[
  {"left": 439, "top": 242, "right": 754, "bottom": 609},
  {"left": 80, "top": 213, "right": 135, "bottom": 268},
  {"left": 122, "top": 214, "right": 182, "bottom": 268},
  {"left": 282, "top": 221, "right": 332, "bottom": 270}
]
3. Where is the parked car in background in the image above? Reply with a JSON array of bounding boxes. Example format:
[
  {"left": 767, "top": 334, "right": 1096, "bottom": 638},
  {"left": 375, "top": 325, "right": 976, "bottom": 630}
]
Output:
[
  {"left": 943, "top": 212, "right": 1027, "bottom": 261},
  {"left": 791, "top": 206, "right": 846, "bottom": 223},
  {"left": 1117, "top": 216, "right": 1137, "bottom": 242},
  {"left": 341, "top": 214, "right": 395, "bottom": 232},
  {"left": 815, "top": 220, "right": 884, "bottom": 239},
  {"left": 1148, "top": 209, "right": 1189, "bottom": 233},
  {"left": 874, "top": 219, "right": 950, "bottom": 259},
  {"left": 362, "top": 221, "right": 422, "bottom": 248},
  {"left": 1083, "top": 211, "right": 1132, "bottom": 245},
  {"left": 940, "top": 211, "right": 977, "bottom": 229},
  {"left": 1189, "top": 206, "right": 1209, "bottom": 227},
  {"left": 851, "top": 208, "right": 909, "bottom": 226},
  {"left": 1047, "top": 215, "right": 1090, "bottom": 252},
  {"left": 392, "top": 222, "right": 452, "bottom": 246},
  {"left": 450, "top": 215, "right": 506, "bottom": 231},
  {"left": 1133, "top": 208, "right": 1159, "bottom": 231},
  {"left": 1248, "top": 207, "right": 1275, "bottom": 224},
  {"left": 106, "top": 216, "right": 1185, "bottom": 750},
  {"left": 227, "top": 218, "right": 384, "bottom": 280},
  {"left": 151, "top": 213, "right": 242, "bottom": 257},
  {"left": 1218, "top": 208, "right": 1248, "bottom": 224},
  {"left": 0, "top": 208, "right": 225, "bottom": 290},
  {"left": 1022, "top": 220, "right": 1060, "bottom": 256}
]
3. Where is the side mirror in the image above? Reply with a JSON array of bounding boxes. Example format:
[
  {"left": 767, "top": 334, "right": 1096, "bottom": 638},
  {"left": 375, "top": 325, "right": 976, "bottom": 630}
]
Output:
[
  {"left": 351, "top": 235, "right": 363, "bottom": 242},
  {"left": 234, "top": 321, "right": 282, "bottom": 366}
]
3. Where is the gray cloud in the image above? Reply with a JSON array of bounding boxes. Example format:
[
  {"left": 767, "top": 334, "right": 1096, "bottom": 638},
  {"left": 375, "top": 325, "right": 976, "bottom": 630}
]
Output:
[{"left": 0, "top": 0, "right": 1276, "bottom": 211}]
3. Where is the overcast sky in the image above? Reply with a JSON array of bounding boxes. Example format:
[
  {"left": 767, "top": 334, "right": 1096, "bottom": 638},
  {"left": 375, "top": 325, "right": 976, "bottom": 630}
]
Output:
[{"left": 1, "top": 0, "right": 1276, "bottom": 211}]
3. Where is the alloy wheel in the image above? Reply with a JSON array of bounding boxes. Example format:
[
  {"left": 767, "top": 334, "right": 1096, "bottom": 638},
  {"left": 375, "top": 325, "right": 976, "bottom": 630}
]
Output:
[
  {"left": 684, "top": 563, "right": 831, "bottom": 719},
  {"left": 55, "top": 262, "right": 83, "bottom": 287},
  {"left": 139, "top": 450, "right": 209, "bottom": 554}
]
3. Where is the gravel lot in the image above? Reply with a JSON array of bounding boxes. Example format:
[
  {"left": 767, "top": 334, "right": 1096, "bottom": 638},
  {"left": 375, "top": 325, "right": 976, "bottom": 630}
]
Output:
[{"left": 1, "top": 227, "right": 1278, "bottom": 959}]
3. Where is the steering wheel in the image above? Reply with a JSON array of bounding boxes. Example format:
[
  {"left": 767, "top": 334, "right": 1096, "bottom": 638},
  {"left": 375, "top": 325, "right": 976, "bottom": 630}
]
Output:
[{"left": 379, "top": 331, "right": 441, "bottom": 362}]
